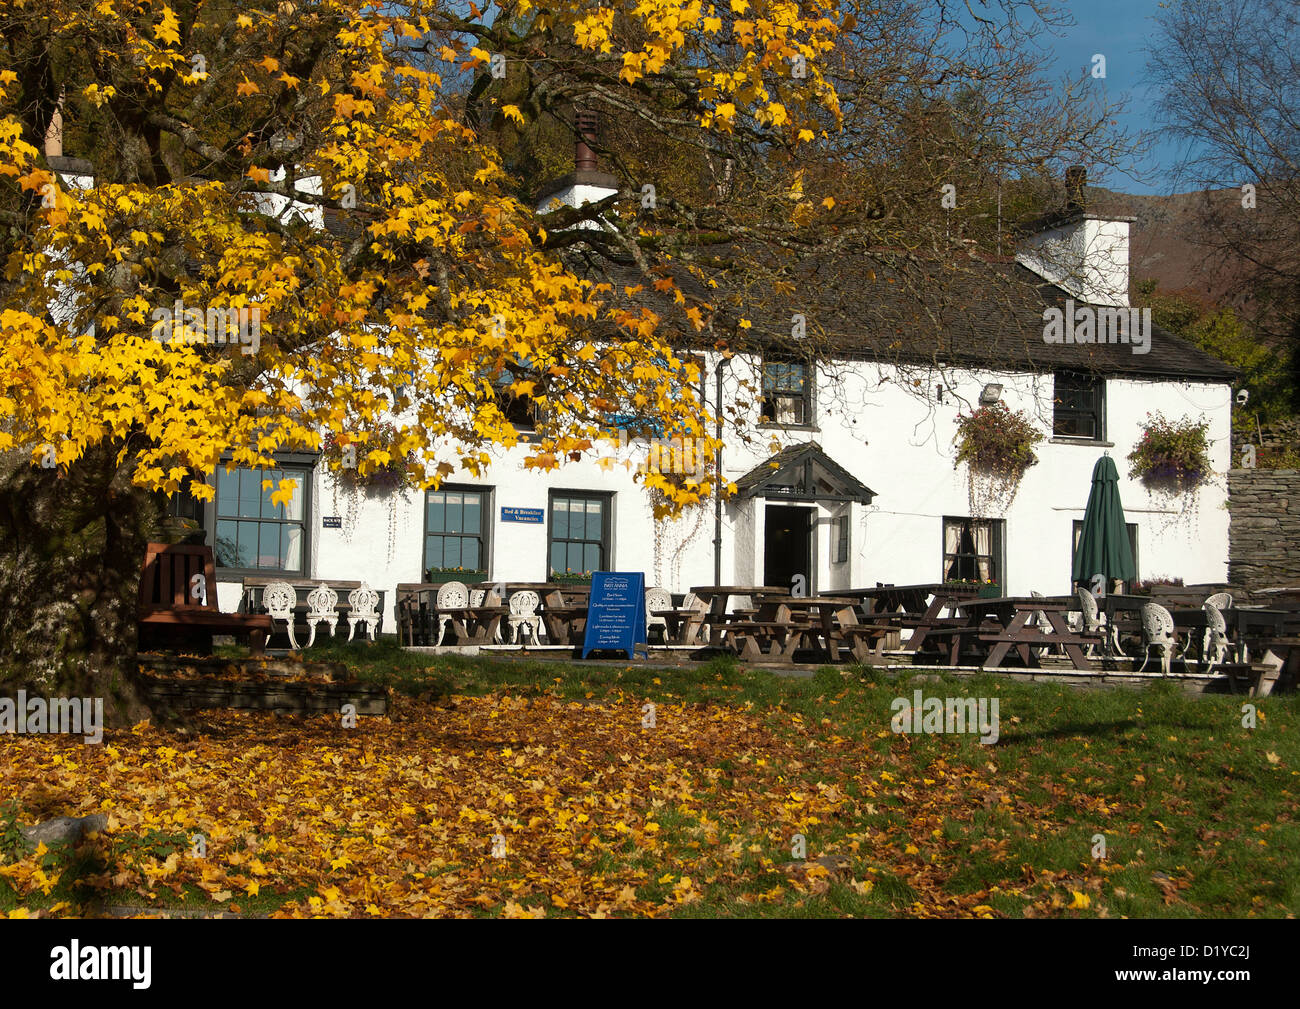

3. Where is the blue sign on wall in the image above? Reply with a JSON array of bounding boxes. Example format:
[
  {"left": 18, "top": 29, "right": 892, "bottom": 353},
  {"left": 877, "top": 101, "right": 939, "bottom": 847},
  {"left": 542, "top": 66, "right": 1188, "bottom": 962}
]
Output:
[
  {"left": 501, "top": 507, "right": 544, "bottom": 524},
  {"left": 581, "top": 571, "right": 648, "bottom": 660}
]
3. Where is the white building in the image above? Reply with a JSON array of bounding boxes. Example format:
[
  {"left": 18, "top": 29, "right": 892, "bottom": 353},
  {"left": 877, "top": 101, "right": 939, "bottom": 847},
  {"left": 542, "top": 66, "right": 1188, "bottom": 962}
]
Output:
[
  {"left": 46, "top": 149, "right": 1235, "bottom": 631},
  {"left": 199, "top": 166, "right": 1237, "bottom": 630}
]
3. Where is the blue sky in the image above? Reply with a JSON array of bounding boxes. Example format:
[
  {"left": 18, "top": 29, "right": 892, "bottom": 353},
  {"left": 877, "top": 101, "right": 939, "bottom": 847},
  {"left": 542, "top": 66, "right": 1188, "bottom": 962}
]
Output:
[{"left": 1038, "top": 0, "right": 1182, "bottom": 195}]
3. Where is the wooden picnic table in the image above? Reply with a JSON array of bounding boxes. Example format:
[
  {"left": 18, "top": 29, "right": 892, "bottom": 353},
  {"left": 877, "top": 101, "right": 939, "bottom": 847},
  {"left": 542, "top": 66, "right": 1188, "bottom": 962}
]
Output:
[
  {"left": 690, "top": 586, "right": 789, "bottom": 648},
  {"left": 847, "top": 583, "right": 963, "bottom": 616},
  {"left": 651, "top": 608, "right": 709, "bottom": 646},
  {"left": 955, "top": 596, "right": 1100, "bottom": 670},
  {"left": 898, "top": 585, "right": 987, "bottom": 651},
  {"left": 435, "top": 605, "right": 508, "bottom": 644},
  {"left": 541, "top": 590, "right": 589, "bottom": 645}
]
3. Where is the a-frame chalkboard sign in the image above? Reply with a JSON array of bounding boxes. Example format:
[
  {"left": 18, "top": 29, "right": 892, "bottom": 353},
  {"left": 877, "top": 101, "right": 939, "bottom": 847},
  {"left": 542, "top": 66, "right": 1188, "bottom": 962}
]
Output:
[{"left": 580, "top": 571, "right": 648, "bottom": 659}]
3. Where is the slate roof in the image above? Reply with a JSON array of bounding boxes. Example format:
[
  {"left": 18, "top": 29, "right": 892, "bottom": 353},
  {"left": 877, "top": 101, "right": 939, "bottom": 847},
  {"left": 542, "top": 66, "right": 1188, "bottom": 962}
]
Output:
[{"left": 563, "top": 244, "right": 1239, "bottom": 384}]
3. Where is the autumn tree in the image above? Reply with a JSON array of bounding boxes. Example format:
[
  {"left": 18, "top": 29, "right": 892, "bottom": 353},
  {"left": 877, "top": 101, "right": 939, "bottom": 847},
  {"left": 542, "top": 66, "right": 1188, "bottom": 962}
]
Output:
[{"left": 0, "top": 0, "right": 1133, "bottom": 720}]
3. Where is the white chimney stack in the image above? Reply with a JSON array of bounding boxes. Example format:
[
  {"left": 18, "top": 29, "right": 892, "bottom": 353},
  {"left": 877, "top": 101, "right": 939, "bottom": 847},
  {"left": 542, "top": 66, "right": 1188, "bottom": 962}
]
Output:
[{"left": 1016, "top": 166, "right": 1135, "bottom": 308}]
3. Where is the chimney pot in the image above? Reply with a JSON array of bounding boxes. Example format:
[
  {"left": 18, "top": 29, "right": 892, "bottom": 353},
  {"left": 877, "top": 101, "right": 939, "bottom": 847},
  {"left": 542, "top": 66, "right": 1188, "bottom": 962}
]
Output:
[{"left": 574, "top": 110, "right": 598, "bottom": 172}]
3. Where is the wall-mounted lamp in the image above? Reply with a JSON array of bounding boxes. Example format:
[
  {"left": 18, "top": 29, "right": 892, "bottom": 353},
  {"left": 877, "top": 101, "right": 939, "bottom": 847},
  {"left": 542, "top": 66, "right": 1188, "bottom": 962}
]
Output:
[
  {"left": 1236, "top": 388, "right": 1249, "bottom": 406},
  {"left": 935, "top": 384, "right": 944, "bottom": 403},
  {"left": 979, "top": 383, "right": 1004, "bottom": 405}
]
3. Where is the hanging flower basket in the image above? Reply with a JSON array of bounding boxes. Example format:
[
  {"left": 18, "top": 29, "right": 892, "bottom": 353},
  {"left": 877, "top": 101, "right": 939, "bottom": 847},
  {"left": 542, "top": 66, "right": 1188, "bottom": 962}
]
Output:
[
  {"left": 1127, "top": 413, "right": 1211, "bottom": 493},
  {"left": 322, "top": 422, "right": 415, "bottom": 492},
  {"left": 954, "top": 403, "right": 1043, "bottom": 479}
]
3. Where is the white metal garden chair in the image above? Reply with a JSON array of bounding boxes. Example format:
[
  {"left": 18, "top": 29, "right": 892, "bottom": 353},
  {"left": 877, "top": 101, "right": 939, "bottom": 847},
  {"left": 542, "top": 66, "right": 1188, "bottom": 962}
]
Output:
[
  {"left": 305, "top": 582, "right": 340, "bottom": 647},
  {"left": 645, "top": 586, "right": 672, "bottom": 644},
  {"left": 1200, "top": 602, "right": 1230, "bottom": 675},
  {"left": 1203, "top": 591, "right": 1233, "bottom": 612},
  {"left": 434, "top": 580, "right": 469, "bottom": 646},
  {"left": 507, "top": 589, "right": 542, "bottom": 645},
  {"left": 1076, "top": 586, "right": 1124, "bottom": 657},
  {"left": 262, "top": 581, "right": 299, "bottom": 649},
  {"left": 1137, "top": 602, "right": 1177, "bottom": 677},
  {"left": 346, "top": 582, "right": 381, "bottom": 642}
]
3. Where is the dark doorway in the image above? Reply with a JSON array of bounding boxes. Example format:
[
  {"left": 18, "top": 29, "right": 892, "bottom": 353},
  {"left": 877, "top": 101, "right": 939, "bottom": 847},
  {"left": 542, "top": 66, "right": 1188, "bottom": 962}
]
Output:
[{"left": 764, "top": 505, "right": 814, "bottom": 593}]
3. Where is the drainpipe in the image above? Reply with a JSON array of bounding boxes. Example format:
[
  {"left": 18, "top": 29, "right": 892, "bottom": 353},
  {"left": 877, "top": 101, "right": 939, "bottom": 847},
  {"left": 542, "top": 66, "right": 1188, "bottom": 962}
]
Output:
[{"left": 713, "top": 355, "right": 727, "bottom": 585}]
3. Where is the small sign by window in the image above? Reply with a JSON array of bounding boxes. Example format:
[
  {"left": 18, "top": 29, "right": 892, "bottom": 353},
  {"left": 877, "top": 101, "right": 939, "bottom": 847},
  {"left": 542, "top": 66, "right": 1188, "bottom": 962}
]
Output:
[{"left": 501, "top": 506, "right": 544, "bottom": 524}]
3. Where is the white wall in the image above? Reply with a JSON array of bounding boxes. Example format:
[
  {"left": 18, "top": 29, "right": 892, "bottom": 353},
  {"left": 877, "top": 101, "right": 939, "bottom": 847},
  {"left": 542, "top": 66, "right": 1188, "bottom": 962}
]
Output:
[{"left": 213, "top": 352, "right": 1232, "bottom": 628}]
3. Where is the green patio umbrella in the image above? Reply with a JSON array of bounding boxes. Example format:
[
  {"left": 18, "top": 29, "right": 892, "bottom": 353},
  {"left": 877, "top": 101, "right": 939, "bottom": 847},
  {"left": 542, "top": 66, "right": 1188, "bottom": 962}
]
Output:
[{"left": 1072, "top": 455, "right": 1137, "bottom": 588}]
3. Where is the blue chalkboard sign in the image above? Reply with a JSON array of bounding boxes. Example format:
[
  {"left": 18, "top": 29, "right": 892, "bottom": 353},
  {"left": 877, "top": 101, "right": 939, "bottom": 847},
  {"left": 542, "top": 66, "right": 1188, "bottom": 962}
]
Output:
[{"left": 581, "top": 571, "right": 648, "bottom": 659}]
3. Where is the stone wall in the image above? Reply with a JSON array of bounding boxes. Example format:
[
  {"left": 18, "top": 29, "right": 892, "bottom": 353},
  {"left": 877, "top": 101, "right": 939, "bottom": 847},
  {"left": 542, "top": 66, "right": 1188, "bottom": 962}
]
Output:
[{"left": 1228, "top": 469, "right": 1300, "bottom": 589}]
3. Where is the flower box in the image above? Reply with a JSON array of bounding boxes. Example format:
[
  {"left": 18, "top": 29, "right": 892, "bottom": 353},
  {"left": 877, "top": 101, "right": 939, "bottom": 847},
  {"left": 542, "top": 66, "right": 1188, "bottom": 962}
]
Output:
[{"left": 425, "top": 568, "right": 489, "bottom": 584}]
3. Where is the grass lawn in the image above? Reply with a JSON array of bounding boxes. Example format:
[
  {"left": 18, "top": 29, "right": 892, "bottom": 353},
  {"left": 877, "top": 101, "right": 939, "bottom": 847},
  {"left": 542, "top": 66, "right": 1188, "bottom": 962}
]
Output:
[{"left": 2, "top": 640, "right": 1297, "bottom": 918}]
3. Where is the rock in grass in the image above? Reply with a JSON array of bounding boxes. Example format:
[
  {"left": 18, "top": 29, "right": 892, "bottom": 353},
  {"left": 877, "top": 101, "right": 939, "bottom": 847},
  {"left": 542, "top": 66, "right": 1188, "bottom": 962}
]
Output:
[{"left": 18, "top": 814, "right": 108, "bottom": 848}]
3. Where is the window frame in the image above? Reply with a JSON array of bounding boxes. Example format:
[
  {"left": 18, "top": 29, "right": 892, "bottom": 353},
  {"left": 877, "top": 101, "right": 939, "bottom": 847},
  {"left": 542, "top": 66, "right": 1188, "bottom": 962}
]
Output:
[
  {"left": 547, "top": 490, "right": 613, "bottom": 577},
  {"left": 423, "top": 485, "right": 493, "bottom": 578},
  {"left": 760, "top": 356, "right": 814, "bottom": 428},
  {"left": 1052, "top": 372, "right": 1106, "bottom": 441},
  {"left": 211, "top": 461, "right": 313, "bottom": 577},
  {"left": 941, "top": 516, "right": 1005, "bottom": 588}
]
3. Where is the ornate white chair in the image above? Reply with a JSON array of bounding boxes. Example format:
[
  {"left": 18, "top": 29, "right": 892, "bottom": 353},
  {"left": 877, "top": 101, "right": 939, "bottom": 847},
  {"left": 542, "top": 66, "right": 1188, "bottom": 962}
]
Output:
[
  {"left": 346, "top": 582, "right": 381, "bottom": 642},
  {"left": 507, "top": 589, "right": 542, "bottom": 645},
  {"left": 305, "top": 582, "right": 340, "bottom": 647},
  {"left": 1201, "top": 602, "right": 1230, "bottom": 675},
  {"left": 434, "top": 580, "right": 469, "bottom": 646},
  {"left": 1076, "top": 586, "right": 1122, "bottom": 657},
  {"left": 1137, "top": 602, "right": 1177, "bottom": 676},
  {"left": 645, "top": 587, "right": 672, "bottom": 644},
  {"left": 1204, "top": 592, "right": 1233, "bottom": 612},
  {"left": 262, "top": 581, "right": 299, "bottom": 649}
]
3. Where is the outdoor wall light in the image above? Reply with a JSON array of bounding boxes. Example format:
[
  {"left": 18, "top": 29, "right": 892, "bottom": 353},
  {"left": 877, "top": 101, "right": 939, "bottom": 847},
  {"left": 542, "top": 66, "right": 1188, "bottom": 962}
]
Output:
[
  {"left": 979, "top": 383, "right": 1003, "bottom": 405},
  {"left": 1236, "top": 388, "right": 1249, "bottom": 406}
]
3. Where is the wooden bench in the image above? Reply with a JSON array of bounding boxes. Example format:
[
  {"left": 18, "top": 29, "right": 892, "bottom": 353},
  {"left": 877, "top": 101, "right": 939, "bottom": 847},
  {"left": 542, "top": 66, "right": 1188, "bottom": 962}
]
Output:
[{"left": 138, "top": 543, "right": 272, "bottom": 654}]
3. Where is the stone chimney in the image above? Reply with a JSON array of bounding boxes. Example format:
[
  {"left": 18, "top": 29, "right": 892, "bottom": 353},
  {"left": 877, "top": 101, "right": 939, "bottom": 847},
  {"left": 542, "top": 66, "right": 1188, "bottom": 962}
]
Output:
[{"left": 1015, "top": 166, "right": 1135, "bottom": 308}]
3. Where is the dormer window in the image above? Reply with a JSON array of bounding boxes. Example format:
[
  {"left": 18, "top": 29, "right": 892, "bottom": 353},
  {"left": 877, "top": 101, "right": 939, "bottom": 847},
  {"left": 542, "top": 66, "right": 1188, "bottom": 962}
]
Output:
[
  {"left": 761, "top": 358, "right": 812, "bottom": 426},
  {"left": 493, "top": 371, "right": 537, "bottom": 432}
]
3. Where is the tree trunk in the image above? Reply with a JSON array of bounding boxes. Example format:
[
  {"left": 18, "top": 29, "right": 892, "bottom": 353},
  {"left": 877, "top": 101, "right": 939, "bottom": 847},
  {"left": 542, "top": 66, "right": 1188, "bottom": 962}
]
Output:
[{"left": 0, "top": 445, "right": 161, "bottom": 726}]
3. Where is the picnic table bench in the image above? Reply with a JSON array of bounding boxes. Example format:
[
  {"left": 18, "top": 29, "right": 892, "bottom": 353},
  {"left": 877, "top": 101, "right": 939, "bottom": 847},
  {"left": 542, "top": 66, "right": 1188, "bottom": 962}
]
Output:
[
  {"left": 957, "top": 596, "right": 1103, "bottom": 670},
  {"left": 138, "top": 543, "right": 272, "bottom": 654}
]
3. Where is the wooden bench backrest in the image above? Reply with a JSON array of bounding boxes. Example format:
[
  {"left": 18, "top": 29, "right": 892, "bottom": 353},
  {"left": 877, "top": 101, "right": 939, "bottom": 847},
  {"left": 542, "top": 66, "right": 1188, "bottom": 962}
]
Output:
[{"left": 140, "top": 543, "right": 218, "bottom": 612}]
